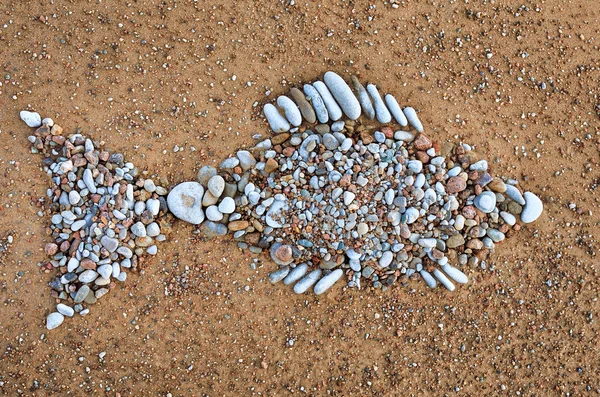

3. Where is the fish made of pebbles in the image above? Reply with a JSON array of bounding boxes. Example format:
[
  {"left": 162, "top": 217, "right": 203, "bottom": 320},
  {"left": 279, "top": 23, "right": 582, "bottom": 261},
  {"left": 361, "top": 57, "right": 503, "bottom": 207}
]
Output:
[{"left": 23, "top": 71, "right": 545, "bottom": 329}]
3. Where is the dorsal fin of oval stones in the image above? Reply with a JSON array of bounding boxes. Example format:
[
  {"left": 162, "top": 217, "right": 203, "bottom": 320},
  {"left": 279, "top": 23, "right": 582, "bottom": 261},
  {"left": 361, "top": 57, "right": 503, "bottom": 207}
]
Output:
[
  {"left": 324, "top": 71, "right": 362, "bottom": 120},
  {"left": 303, "top": 84, "right": 329, "bottom": 124},
  {"left": 350, "top": 75, "right": 375, "bottom": 120},
  {"left": 289, "top": 87, "right": 316, "bottom": 124}
]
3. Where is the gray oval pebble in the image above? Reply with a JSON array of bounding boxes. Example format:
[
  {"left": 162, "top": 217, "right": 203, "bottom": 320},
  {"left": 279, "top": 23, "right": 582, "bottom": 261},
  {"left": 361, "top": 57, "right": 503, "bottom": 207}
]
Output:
[
  {"left": 303, "top": 84, "right": 329, "bottom": 123},
  {"left": 324, "top": 71, "right": 362, "bottom": 120},
  {"left": 441, "top": 264, "right": 468, "bottom": 284},
  {"left": 402, "top": 107, "right": 423, "bottom": 132},
  {"left": 350, "top": 76, "right": 375, "bottom": 120},
  {"left": 366, "top": 84, "right": 392, "bottom": 123},
  {"left": 276, "top": 95, "right": 302, "bottom": 127},
  {"left": 314, "top": 269, "right": 343, "bottom": 295},
  {"left": 384, "top": 94, "right": 408, "bottom": 126},
  {"left": 263, "top": 103, "right": 290, "bottom": 133},
  {"left": 269, "top": 267, "right": 290, "bottom": 284},
  {"left": 420, "top": 270, "right": 437, "bottom": 288},
  {"left": 283, "top": 263, "right": 308, "bottom": 285},
  {"left": 313, "top": 81, "right": 342, "bottom": 121},
  {"left": 46, "top": 312, "right": 64, "bottom": 330},
  {"left": 433, "top": 269, "right": 455, "bottom": 291},
  {"left": 293, "top": 269, "right": 322, "bottom": 294},
  {"left": 290, "top": 87, "right": 316, "bottom": 124}
]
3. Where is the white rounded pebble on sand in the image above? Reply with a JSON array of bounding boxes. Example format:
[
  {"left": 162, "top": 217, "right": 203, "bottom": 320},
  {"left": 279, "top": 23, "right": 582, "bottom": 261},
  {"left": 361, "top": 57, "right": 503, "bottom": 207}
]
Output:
[
  {"left": 56, "top": 304, "right": 74, "bottom": 317},
  {"left": 403, "top": 107, "right": 424, "bottom": 132},
  {"left": 314, "top": 269, "right": 344, "bottom": 295},
  {"left": 218, "top": 197, "right": 235, "bottom": 214},
  {"left": 313, "top": 81, "right": 343, "bottom": 121},
  {"left": 366, "top": 84, "right": 392, "bottom": 123},
  {"left": 324, "top": 71, "right": 362, "bottom": 120},
  {"left": 384, "top": 94, "right": 408, "bottom": 127},
  {"left": 276, "top": 95, "right": 302, "bottom": 127},
  {"left": 167, "top": 182, "right": 205, "bottom": 225},
  {"left": 303, "top": 84, "right": 329, "bottom": 123},
  {"left": 283, "top": 263, "right": 308, "bottom": 285},
  {"left": 20, "top": 110, "right": 42, "bottom": 127},
  {"left": 521, "top": 192, "right": 543, "bottom": 223},
  {"left": 420, "top": 270, "right": 437, "bottom": 288},
  {"left": 263, "top": 103, "right": 290, "bottom": 133},
  {"left": 46, "top": 312, "right": 64, "bottom": 330}
]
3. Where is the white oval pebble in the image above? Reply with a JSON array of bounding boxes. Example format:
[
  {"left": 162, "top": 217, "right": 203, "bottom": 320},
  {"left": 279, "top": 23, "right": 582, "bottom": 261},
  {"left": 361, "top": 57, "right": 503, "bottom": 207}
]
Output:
[
  {"left": 441, "top": 264, "right": 468, "bottom": 284},
  {"left": 366, "top": 84, "right": 391, "bottom": 123},
  {"left": 420, "top": 270, "right": 437, "bottom": 288},
  {"left": 293, "top": 269, "right": 322, "bottom": 294},
  {"left": 324, "top": 71, "right": 362, "bottom": 120},
  {"left": 402, "top": 107, "right": 423, "bottom": 132},
  {"left": 276, "top": 95, "right": 302, "bottom": 127},
  {"left": 218, "top": 197, "right": 235, "bottom": 214},
  {"left": 56, "top": 304, "right": 74, "bottom": 317},
  {"left": 303, "top": 84, "right": 328, "bottom": 123},
  {"left": 313, "top": 81, "right": 342, "bottom": 121},
  {"left": 206, "top": 205, "right": 224, "bottom": 221},
  {"left": 505, "top": 184, "right": 526, "bottom": 205},
  {"left": 283, "top": 263, "right": 308, "bottom": 285},
  {"left": 521, "top": 192, "right": 543, "bottom": 223},
  {"left": 314, "top": 269, "right": 343, "bottom": 295},
  {"left": 46, "top": 312, "right": 64, "bottom": 330},
  {"left": 384, "top": 94, "right": 408, "bottom": 126},
  {"left": 433, "top": 269, "right": 455, "bottom": 291},
  {"left": 20, "top": 110, "right": 42, "bottom": 128},
  {"left": 263, "top": 103, "right": 290, "bottom": 133}
]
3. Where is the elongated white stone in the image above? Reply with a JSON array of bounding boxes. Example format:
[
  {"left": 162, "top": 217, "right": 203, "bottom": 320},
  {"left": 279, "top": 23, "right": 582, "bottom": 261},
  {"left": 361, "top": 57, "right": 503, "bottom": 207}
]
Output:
[
  {"left": 366, "top": 84, "right": 392, "bottom": 123},
  {"left": 263, "top": 103, "right": 290, "bottom": 133},
  {"left": 433, "top": 269, "right": 455, "bottom": 291},
  {"left": 324, "top": 72, "right": 362, "bottom": 120},
  {"left": 313, "top": 81, "right": 342, "bottom": 121},
  {"left": 314, "top": 269, "right": 343, "bottom": 295},
  {"left": 283, "top": 263, "right": 308, "bottom": 285},
  {"left": 420, "top": 270, "right": 437, "bottom": 288},
  {"left": 293, "top": 269, "right": 322, "bottom": 294},
  {"left": 46, "top": 312, "right": 64, "bottom": 330},
  {"left": 505, "top": 184, "right": 526, "bottom": 205},
  {"left": 441, "top": 264, "right": 468, "bottom": 284},
  {"left": 384, "top": 94, "right": 408, "bottom": 126},
  {"left": 269, "top": 267, "right": 290, "bottom": 284},
  {"left": 521, "top": 192, "right": 543, "bottom": 223},
  {"left": 350, "top": 76, "right": 375, "bottom": 120},
  {"left": 303, "top": 84, "right": 329, "bottom": 123},
  {"left": 403, "top": 107, "right": 424, "bottom": 132},
  {"left": 276, "top": 95, "right": 302, "bottom": 127}
]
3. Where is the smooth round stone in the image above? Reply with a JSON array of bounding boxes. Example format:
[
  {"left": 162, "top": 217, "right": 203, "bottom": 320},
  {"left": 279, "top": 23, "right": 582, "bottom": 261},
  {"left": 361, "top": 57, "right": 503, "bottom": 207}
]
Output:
[
  {"left": 420, "top": 270, "right": 437, "bottom": 288},
  {"left": 474, "top": 191, "right": 496, "bottom": 213},
  {"left": 97, "top": 264, "right": 112, "bottom": 279},
  {"left": 441, "top": 264, "right": 468, "bottom": 284},
  {"left": 147, "top": 245, "right": 158, "bottom": 255},
  {"left": 218, "top": 197, "right": 235, "bottom": 214},
  {"left": 200, "top": 221, "right": 228, "bottom": 237},
  {"left": 269, "top": 267, "right": 290, "bottom": 284},
  {"left": 68, "top": 190, "right": 81, "bottom": 205},
  {"left": 56, "top": 304, "right": 74, "bottom": 317},
  {"left": 146, "top": 199, "right": 160, "bottom": 215},
  {"left": 366, "top": 84, "right": 391, "bottom": 123},
  {"left": 469, "top": 160, "right": 488, "bottom": 172},
  {"left": 20, "top": 110, "right": 42, "bottom": 127},
  {"left": 74, "top": 285, "right": 90, "bottom": 303},
  {"left": 313, "top": 81, "right": 343, "bottom": 121},
  {"left": 394, "top": 130, "right": 414, "bottom": 142},
  {"left": 418, "top": 238, "right": 437, "bottom": 248},
  {"left": 100, "top": 236, "right": 119, "bottom": 252},
  {"left": 219, "top": 157, "right": 239, "bottom": 170},
  {"left": 207, "top": 175, "right": 225, "bottom": 197},
  {"left": 314, "top": 269, "right": 344, "bottom": 295},
  {"left": 402, "top": 107, "right": 423, "bottom": 132},
  {"left": 263, "top": 103, "right": 290, "bottom": 133},
  {"left": 293, "top": 269, "right": 322, "bottom": 294},
  {"left": 404, "top": 207, "right": 420, "bottom": 224},
  {"left": 46, "top": 312, "right": 64, "bottom": 330},
  {"left": 143, "top": 179, "right": 156, "bottom": 193},
  {"left": 331, "top": 120, "right": 345, "bottom": 132},
  {"left": 283, "top": 263, "right": 309, "bottom": 285},
  {"left": 499, "top": 211, "right": 516, "bottom": 226},
  {"left": 379, "top": 251, "right": 393, "bottom": 268},
  {"left": 345, "top": 248, "right": 361, "bottom": 260},
  {"left": 487, "top": 228, "right": 505, "bottom": 242},
  {"left": 350, "top": 75, "right": 375, "bottom": 120},
  {"left": 324, "top": 71, "right": 361, "bottom": 120},
  {"left": 521, "top": 192, "right": 543, "bottom": 223},
  {"left": 303, "top": 84, "right": 329, "bottom": 123},
  {"left": 71, "top": 220, "right": 86, "bottom": 232},
  {"left": 276, "top": 95, "right": 302, "bottom": 127},
  {"left": 167, "top": 182, "right": 205, "bottom": 225},
  {"left": 237, "top": 150, "right": 256, "bottom": 171},
  {"left": 42, "top": 117, "right": 54, "bottom": 126},
  {"left": 67, "top": 258, "right": 79, "bottom": 272},
  {"left": 433, "top": 269, "right": 455, "bottom": 291},
  {"left": 384, "top": 94, "right": 408, "bottom": 126},
  {"left": 79, "top": 269, "right": 98, "bottom": 283},
  {"left": 323, "top": 133, "right": 340, "bottom": 150},
  {"left": 146, "top": 222, "right": 160, "bottom": 237},
  {"left": 505, "top": 184, "right": 526, "bottom": 205},
  {"left": 206, "top": 205, "right": 223, "bottom": 221},
  {"left": 131, "top": 221, "right": 147, "bottom": 237}
]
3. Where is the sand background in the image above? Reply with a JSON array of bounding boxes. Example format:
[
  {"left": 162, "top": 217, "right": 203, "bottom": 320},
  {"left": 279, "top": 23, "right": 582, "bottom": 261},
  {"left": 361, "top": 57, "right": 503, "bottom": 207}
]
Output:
[{"left": 0, "top": 0, "right": 599, "bottom": 395}]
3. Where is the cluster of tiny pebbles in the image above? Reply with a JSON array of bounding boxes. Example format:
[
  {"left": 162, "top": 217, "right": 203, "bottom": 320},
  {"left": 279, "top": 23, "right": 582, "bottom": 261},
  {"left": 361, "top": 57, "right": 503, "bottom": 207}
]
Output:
[
  {"left": 21, "top": 111, "right": 171, "bottom": 330},
  {"left": 167, "top": 71, "right": 543, "bottom": 296}
]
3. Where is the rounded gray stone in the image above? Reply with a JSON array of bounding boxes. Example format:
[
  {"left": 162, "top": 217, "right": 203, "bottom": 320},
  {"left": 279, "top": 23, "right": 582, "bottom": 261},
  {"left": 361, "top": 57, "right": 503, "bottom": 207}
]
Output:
[
  {"left": 313, "top": 81, "right": 343, "bottom": 121},
  {"left": 324, "top": 71, "right": 362, "bottom": 120},
  {"left": 276, "top": 95, "right": 302, "bottom": 127},
  {"left": 46, "top": 312, "right": 64, "bottom": 330},
  {"left": 303, "top": 84, "right": 329, "bottom": 123},
  {"left": 366, "top": 84, "right": 392, "bottom": 123},
  {"left": 384, "top": 94, "right": 408, "bottom": 127},
  {"left": 207, "top": 175, "right": 225, "bottom": 198},
  {"left": 314, "top": 269, "right": 344, "bottom": 295},
  {"left": 263, "top": 103, "right": 291, "bottom": 133}
]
